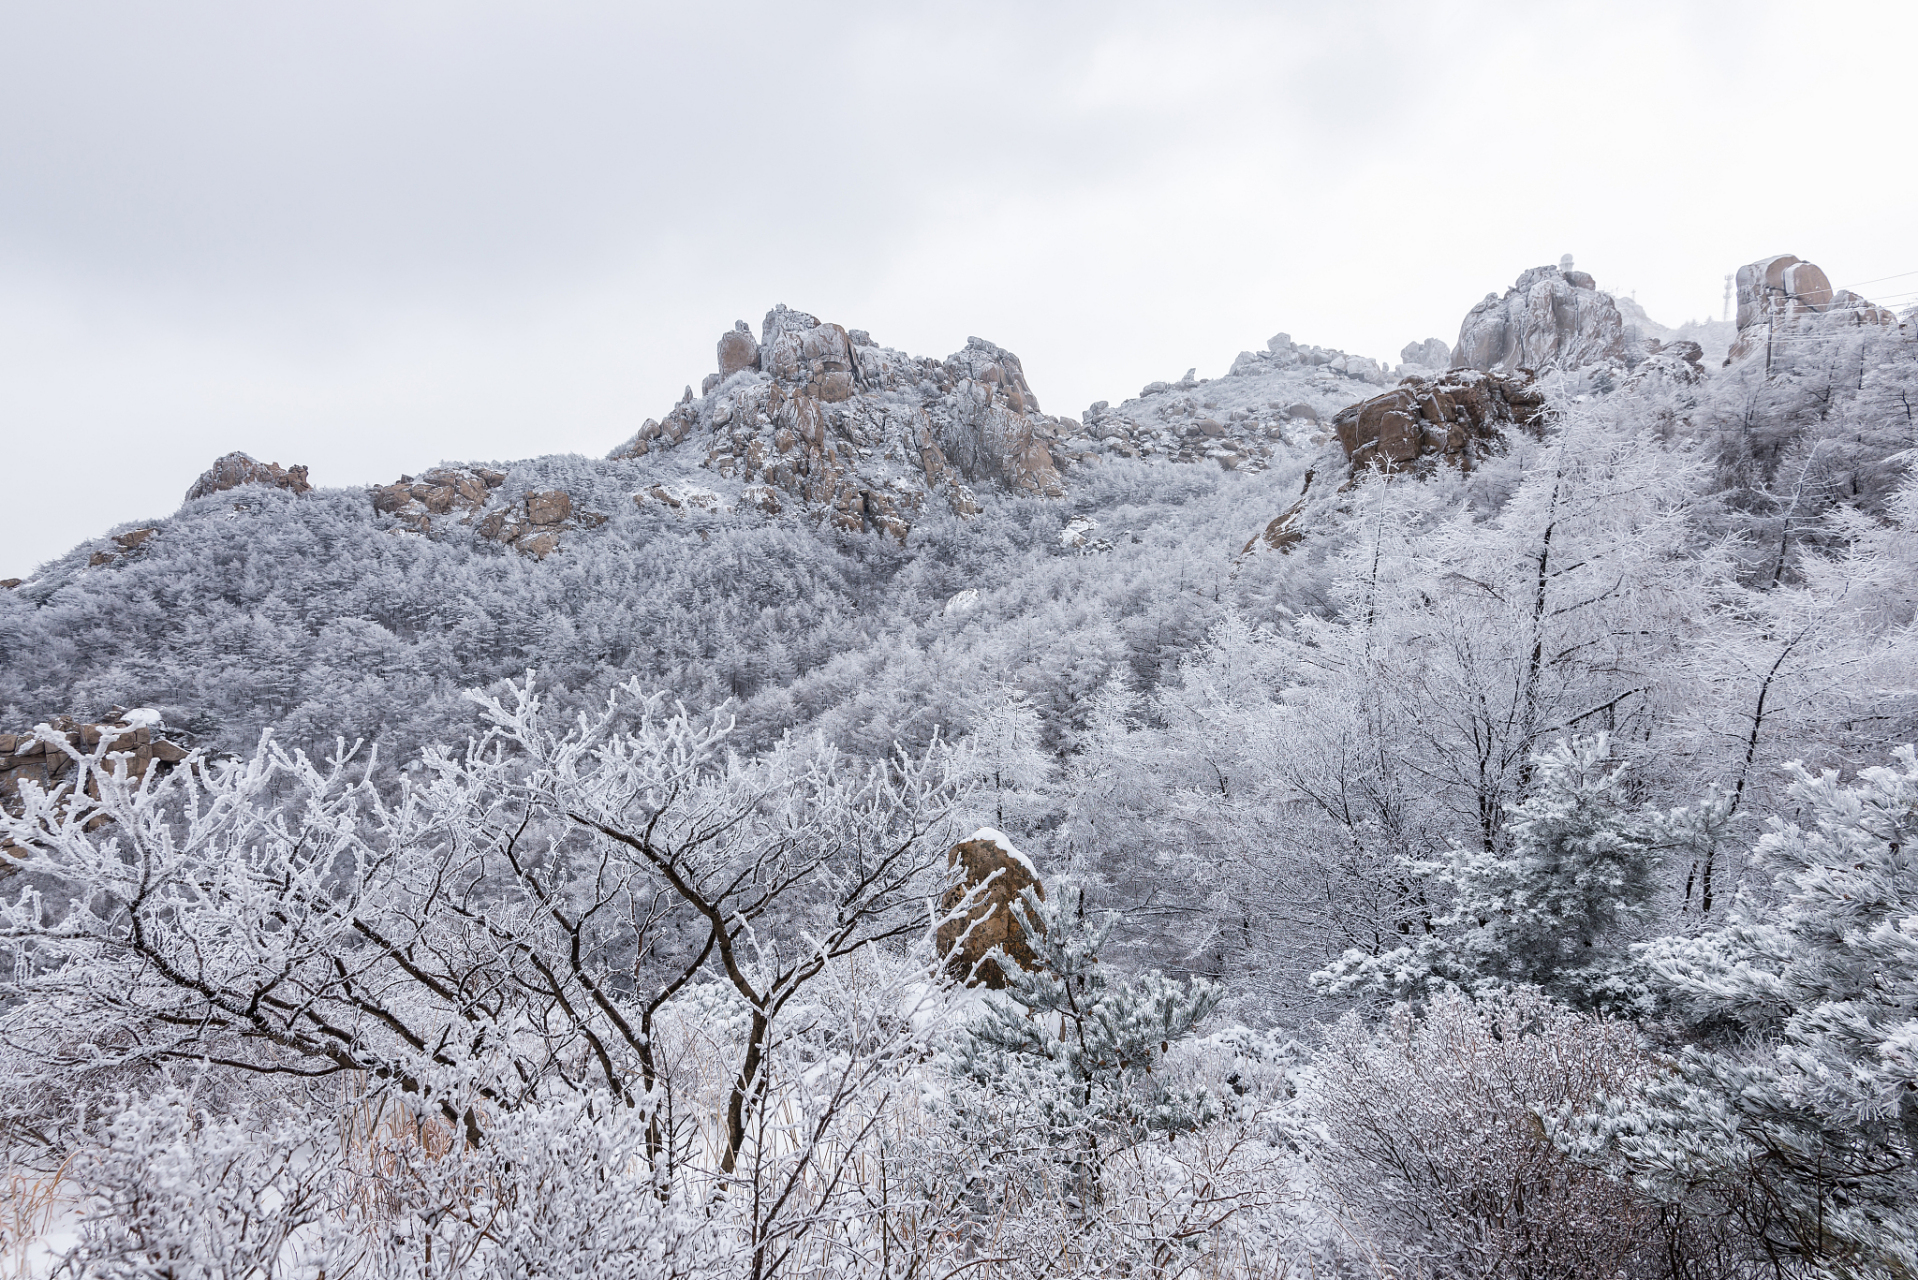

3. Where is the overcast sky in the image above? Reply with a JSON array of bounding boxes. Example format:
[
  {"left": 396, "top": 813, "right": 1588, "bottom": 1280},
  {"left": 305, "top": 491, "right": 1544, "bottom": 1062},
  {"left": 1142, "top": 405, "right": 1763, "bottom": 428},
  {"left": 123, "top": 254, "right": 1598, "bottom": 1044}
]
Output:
[{"left": 3, "top": 0, "right": 1913, "bottom": 579}]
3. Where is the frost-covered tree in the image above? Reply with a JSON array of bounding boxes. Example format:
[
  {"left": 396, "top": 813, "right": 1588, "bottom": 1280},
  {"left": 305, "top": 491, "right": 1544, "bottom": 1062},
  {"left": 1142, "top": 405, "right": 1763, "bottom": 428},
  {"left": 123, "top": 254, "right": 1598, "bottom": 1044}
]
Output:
[
  {"left": 1306, "top": 988, "right": 1733, "bottom": 1280},
  {"left": 960, "top": 686, "right": 1057, "bottom": 833},
  {"left": 943, "top": 886, "right": 1222, "bottom": 1191},
  {"left": 1567, "top": 746, "right": 1918, "bottom": 1278},
  {"left": 1314, "top": 735, "right": 1724, "bottom": 1012},
  {"left": 0, "top": 674, "right": 960, "bottom": 1182}
]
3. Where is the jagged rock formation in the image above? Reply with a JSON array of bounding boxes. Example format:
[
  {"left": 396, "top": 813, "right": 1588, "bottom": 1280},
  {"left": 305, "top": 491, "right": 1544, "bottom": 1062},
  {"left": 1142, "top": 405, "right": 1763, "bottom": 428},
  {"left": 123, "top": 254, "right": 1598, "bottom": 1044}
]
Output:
[
  {"left": 1725, "top": 254, "right": 1899, "bottom": 365},
  {"left": 1334, "top": 370, "right": 1547, "bottom": 476},
  {"left": 1223, "top": 333, "right": 1392, "bottom": 387},
  {"left": 1453, "top": 261, "right": 1626, "bottom": 374},
  {"left": 372, "top": 466, "right": 507, "bottom": 529},
  {"left": 936, "top": 828, "right": 1044, "bottom": 988},
  {"left": 1615, "top": 296, "right": 1736, "bottom": 367},
  {"left": 1624, "top": 339, "right": 1707, "bottom": 388},
  {"left": 610, "top": 305, "right": 1079, "bottom": 540},
  {"left": 184, "top": 452, "right": 312, "bottom": 503},
  {"left": 1243, "top": 371, "right": 1547, "bottom": 557},
  {"left": 87, "top": 527, "right": 159, "bottom": 569},
  {"left": 371, "top": 468, "right": 602, "bottom": 559}
]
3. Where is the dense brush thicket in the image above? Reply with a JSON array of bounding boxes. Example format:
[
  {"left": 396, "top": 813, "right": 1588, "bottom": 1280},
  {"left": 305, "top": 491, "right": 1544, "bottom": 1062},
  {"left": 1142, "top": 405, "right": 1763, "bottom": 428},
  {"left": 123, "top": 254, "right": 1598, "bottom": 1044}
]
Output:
[{"left": 2, "top": 315, "right": 1916, "bottom": 1277}]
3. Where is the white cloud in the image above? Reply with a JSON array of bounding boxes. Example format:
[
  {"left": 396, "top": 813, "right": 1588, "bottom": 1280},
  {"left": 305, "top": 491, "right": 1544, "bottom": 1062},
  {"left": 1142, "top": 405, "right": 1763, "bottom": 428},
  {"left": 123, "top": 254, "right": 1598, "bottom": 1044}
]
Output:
[{"left": 3, "top": 0, "right": 1912, "bottom": 577}]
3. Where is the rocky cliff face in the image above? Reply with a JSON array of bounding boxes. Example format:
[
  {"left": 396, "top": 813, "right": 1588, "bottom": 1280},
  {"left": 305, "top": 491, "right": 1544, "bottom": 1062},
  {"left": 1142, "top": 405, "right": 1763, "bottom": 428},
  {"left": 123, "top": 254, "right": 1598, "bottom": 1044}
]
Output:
[
  {"left": 1452, "top": 263, "right": 1626, "bottom": 374},
  {"left": 1333, "top": 369, "right": 1547, "bottom": 477},
  {"left": 1725, "top": 254, "right": 1900, "bottom": 366},
  {"left": 610, "top": 305, "right": 1078, "bottom": 540}
]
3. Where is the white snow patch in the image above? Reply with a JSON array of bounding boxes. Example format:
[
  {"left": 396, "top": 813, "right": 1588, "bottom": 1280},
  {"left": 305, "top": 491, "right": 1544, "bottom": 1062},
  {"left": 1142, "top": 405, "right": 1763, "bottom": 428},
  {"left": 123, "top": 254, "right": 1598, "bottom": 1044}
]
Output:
[
  {"left": 116, "top": 707, "right": 164, "bottom": 729},
  {"left": 966, "top": 826, "right": 1037, "bottom": 878},
  {"left": 1060, "top": 515, "right": 1097, "bottom": 548},
  {"left": 943, "top": 588, "right": 980, "bottom": 616}
]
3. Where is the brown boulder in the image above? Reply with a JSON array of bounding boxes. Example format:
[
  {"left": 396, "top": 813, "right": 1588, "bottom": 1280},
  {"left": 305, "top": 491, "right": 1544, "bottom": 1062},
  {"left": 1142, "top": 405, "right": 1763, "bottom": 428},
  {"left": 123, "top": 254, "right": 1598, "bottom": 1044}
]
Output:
[
  {"left": 517, "top": 530, "right": 561, "bottom": 559},
  {"left": 184, "top": 452, "right": 312, "bottom": 503},
  {"left": 525, "top": 491, "right": 573, "bottom": 526},
  {"left": 113, "top": 528, "right": 158, "bottom": 551},
  {"left": 1727, "top": 253, "right": 1897, "bottom": 364},
  {"left": 717, "top": 321, "right": 761, "bottom": 379},
  {"left": 936, "top": 828, "right": 1045, "bottom": 988},
  {"left": 1333, "top": 369, "right": 1545, "bottom": 477}
]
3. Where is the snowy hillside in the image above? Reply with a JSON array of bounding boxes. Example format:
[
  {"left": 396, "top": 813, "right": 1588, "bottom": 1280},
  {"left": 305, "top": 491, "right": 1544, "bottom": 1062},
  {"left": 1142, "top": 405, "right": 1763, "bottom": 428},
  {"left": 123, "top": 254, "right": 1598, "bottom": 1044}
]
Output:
[{"left": 3, "top": 257, "right": 1917, "bottom": 1278}]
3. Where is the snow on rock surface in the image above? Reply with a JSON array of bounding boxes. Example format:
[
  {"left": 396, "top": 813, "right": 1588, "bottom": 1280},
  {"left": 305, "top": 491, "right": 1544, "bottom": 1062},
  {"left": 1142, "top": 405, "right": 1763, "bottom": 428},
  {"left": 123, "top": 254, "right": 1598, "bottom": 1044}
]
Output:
[
  {"left": 937, "top": 827, "right": 1044, "bottom": 988},
  {"left": 609, "top": 305, "right": 1083, "bottom": 541},
  {"left": 1725, "top": 253, "right": 1901, "bottom": 366},
  {"left": 1451, "top": 259, "right": 1626, "bottom": 374},
  {"left": 1242, "top": 370, "right": 1548, "bottom": 559},
  {"left": 967, "top": 826, "right": 1038, "bottom": 877},
  {"left": 1080, "top": 331, "right": 1386, "bottom": 474}
]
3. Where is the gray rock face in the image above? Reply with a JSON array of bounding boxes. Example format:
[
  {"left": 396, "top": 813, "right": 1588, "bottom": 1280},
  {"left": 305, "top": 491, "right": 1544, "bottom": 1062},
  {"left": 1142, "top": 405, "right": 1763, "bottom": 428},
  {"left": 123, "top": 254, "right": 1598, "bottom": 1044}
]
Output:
[
  {"left": 610, "top": 304, "right": 1080, "bottom": 539},
  {"left": 1400, "top": 338, "right": 1451, "bottom": 369},
  {"left": 1725, "top": 254, "right": 1900, "bottom": 365},
  {"left": 1452, "top": 265, "right": 1626, "bottom": 374}
]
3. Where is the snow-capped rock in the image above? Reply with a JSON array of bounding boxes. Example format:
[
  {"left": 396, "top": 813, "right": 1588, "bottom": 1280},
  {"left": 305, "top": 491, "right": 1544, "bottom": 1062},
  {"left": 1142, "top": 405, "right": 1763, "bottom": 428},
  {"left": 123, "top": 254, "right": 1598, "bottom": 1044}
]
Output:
[
  {"left": 1452, "top": 261, "right": 1626, "bottom": 374},
  {"left": 1725, "top": 254, "right": 1900, "bottom": 366},
  {"left": 1334, "top": 369, "right": 1547, "bottom": 477},
  {"left": 943, "top": 588, "right": 981, "bottom": 617},
  {"left": 609, "top": 305, "right": 1082, "bottom": 541},
  {"left": 1059, "top": 515, "right": 1097, "bottom": 548},
  {"left": 936, "top": 828, "right": 1044, "bottom": 989}
]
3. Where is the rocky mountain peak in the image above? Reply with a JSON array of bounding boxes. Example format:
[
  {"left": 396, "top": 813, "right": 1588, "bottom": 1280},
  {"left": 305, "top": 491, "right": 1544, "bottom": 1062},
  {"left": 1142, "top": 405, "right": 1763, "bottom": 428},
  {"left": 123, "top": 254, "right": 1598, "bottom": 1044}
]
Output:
[
  {"left": 183, "top": 451, "right": 312, "bottom": 503},
  {"left": 1452, "top": 262, "right": 1626, "bottom": 374},
  {"left": 610, "top": 306, "right": 1080, "bottom": 540}
]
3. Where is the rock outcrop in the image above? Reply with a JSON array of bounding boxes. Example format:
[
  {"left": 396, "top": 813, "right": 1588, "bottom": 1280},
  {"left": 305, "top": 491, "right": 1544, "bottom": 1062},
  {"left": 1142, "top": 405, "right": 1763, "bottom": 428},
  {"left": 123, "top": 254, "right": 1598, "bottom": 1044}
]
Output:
[
  {"left": 372, "top": 466, "right": 507, "bottom": 528},
  {"left": 184, "top": 452, "right": 312, "bottom": 503},
  {"left": 2, "top": 713, "right": 191, "bottom": 860},
  {"left": 87, "top": 527, "right": 160, "bottom": 569},
  {"left": 936, "top": 827, "right": 1044, "bottom": 988},
  {"left": 1243, "top": 371, "right": 1548, "bottom": 558},
  {"left": 1614, "top": 296, "right": 1737, "bottom": 367},
  {"left": 1725, "top": 254, "right": 1899, "bottom": 366},
  {"left": 610, "top": 305, "right": 1080, "bottom": 540},
  {"left": 1452, "top": 261, "right": 1626, "bottom": 374},
  {"left": 1623, "top": 339, "right": 1707, "bottom": 388},
  {"left": 1398, "top": 338, "right": 1452, "bottom": 373},
  {"left": 372, "top": 468, "right": 596, "bottom": 559},
  {"left": 1333, "top": 369, "right": 1548, "bottom": 477}
]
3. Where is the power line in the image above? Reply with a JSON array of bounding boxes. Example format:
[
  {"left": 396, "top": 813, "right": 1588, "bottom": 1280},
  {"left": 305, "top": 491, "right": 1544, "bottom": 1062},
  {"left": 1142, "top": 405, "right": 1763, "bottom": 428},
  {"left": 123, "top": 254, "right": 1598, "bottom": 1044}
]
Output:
[{"left": 1832, "top": 267, "right": 1918, "bottom": 290}]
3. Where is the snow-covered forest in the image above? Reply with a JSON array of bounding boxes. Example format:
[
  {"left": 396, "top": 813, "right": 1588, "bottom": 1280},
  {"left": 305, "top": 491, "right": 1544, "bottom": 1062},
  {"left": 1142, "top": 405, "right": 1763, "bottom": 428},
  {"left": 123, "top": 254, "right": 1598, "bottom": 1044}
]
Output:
[{"left": 3, "top": 289, "right": 1918, "bottom": 1277}]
